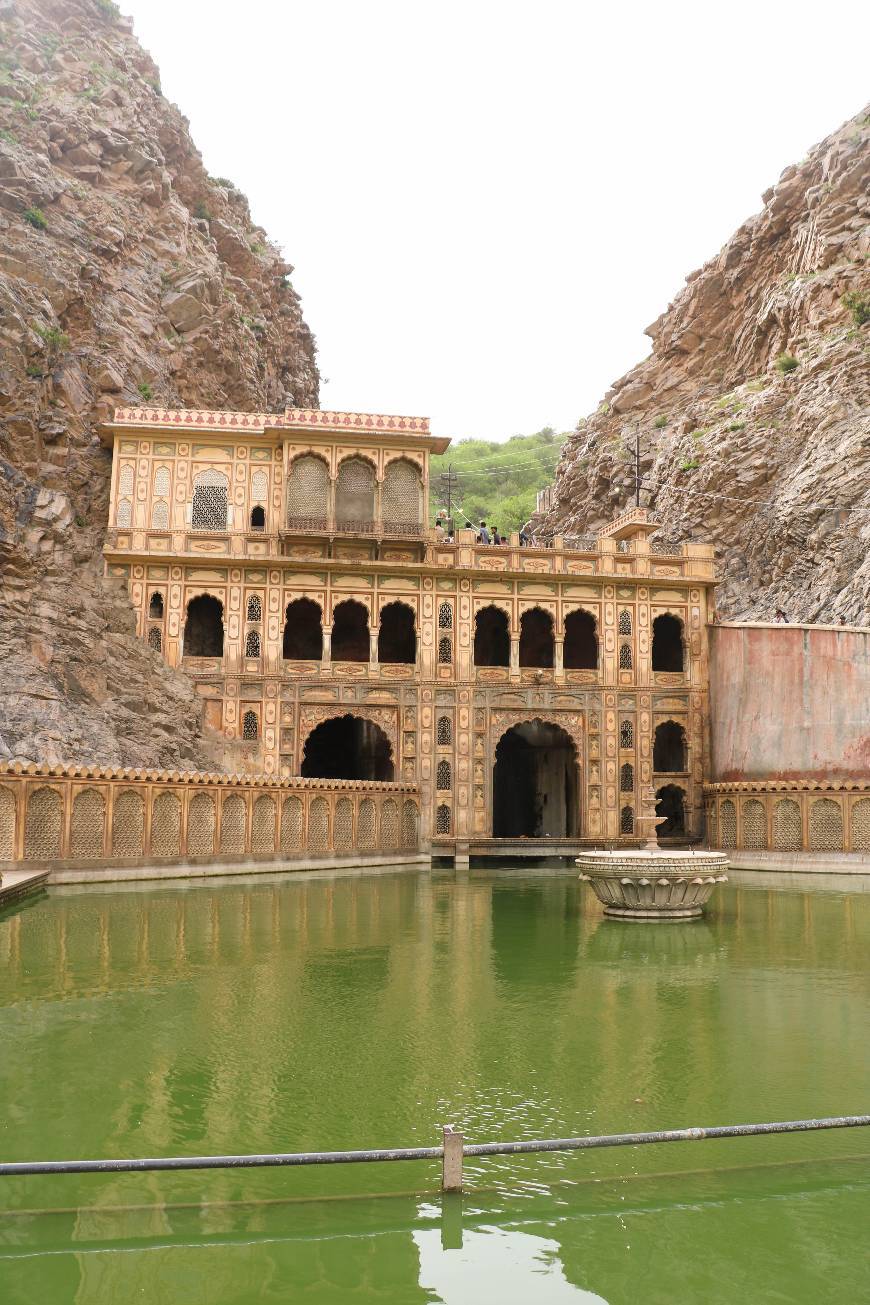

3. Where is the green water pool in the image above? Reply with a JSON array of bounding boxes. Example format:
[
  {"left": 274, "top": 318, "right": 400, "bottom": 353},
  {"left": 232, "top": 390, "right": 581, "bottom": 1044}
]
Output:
[{"left": 1, "top": 868, "right": 869, "bottom": 1302}]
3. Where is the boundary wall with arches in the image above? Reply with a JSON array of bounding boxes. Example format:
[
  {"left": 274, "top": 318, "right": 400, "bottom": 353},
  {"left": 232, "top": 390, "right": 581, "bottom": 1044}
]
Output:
[
  {"left": 703, "top": 781, "right": 870, "bottom": 869},
  {"left": 0, "top": 763, "right": 423, "bottom": 884}
]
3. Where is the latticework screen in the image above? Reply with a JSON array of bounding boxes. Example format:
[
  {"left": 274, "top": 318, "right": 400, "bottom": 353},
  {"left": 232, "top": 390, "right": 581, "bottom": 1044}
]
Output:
[
  {"left": 437, "top": 716, "right": 452, "bottom": 745},
  {"left": 247, "top": 596, "right": 262, "bottom": 622},
  {"left": 70, "top": 789, "right": 105, "bottom": 859},
  {"left": 334, "top": 797, "right": 353, "bottom": 852},
  {"left": 438, "top": 637, "right": 452, "bottom": 664},
  {"left": 245, "top": 632, "right": 261, "bottom": 658},
  {"left": 335, "top": 458, "right": 375, "bottom": 523},
  {"left": 435, "top": 804, "right": 451, "bottom": 835},
  {"left": 618, "top": 610, "right": 632, "bottom": 635},
  {"left": 148, "top": 627, "right": 162, "bottom": 652},
  {"left": 620, "top": 720, "right": 634, "bottom": 749},
  {"left": 436, "top": 761, "right": 452, "bottom": 791},
  {"left": 619, "top": 763, "right": 634, "bottom": 793},
  {"left": 619, "top": 643, "right": 633, "bottom": 670},
  {"left": 251, "top": 796, "right": 276, "bottom": 853},
  {"left": 24, "top": 787, "right": 62, "bottom": 860},
  {"left": 0, "top": 785, "right": 15, "bottom": 860},
  {"left": 118, "top": 464, "right": 134, "bottom": 496},
  {"left": 187, "top": 793, "right": 216, "bottom": 857},
  {"left": 382, "top": 460, "right": 421, "bottom": 524},
  {"left": 719, "top": 799, "right": 737, "bottom": 848},
  {"left": 772, "top": 798, "right": 801, "bottom": 851},
  {"left": 358, "top": 798, "right": 376, "bottom": 849},
  {"left": 851, "top": 798, "right": 870, "bottom": 852},
  {"left": 151, "top": 792, "right": 182, "bottom": 858},
  {"left": 808, "top": 798, "right": 844, "bottom": 851},
  {"left": 191, "top": 471, "right": 229, "bottom": 531},
  {"left": 153, "top": 466, "right": 171, "bottom": 497},
  {"left": 151, "top": 501, "right": 169, "bottom": 530},
  {"left": 242, "top": 710, "right": 259, "bottom": 740},
  {"left": 308, "top": 797, "right": 329, "bottom": 852},
  {"left": 117, "top": 499, "right": 132, "bottom": 527},
  {"left": 287, "top": 456, "right": 329, "bottom": 522},
  {"left": 401, "top": 800, "right": 419, "bottom": 849},
  {"left": 220, "top": 795, "right": 247, "bottom": 853},
  {"left": 251, "top": 469, "right": 268, "bottom": 501},
  {"left": 381, "top": 799, "right": 399, "bottom": 849},
  {"left": 281, "top": 796, "right": 304, "bottom": 852},
  {"left": 620, "top": 804, "right": 634, "bottom": 834},
  {"left": 741, "top": 799, "right": 768, "bottom": 850},
  {"left": 111, "top": 790, "right": 145, "bottom": 857},
  {"left": 438, "top": 602, "right": 453, "bottom": 629}
]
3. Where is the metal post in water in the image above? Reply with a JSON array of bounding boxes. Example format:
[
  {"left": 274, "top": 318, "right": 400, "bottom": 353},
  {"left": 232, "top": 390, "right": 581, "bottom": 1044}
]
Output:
[{"left": 441, "top": 1124, "right": 464, "bottom": 1192}]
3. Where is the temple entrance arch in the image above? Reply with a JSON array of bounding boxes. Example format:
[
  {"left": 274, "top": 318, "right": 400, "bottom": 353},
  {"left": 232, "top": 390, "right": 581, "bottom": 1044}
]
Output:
[
  {"left": 301, "top": 714, "right": 394, "bottom": 781},
  {"left": 655, "top": 784, "right": 686, "bottom": 839},
  {"left": 492, "top": 720, "right": 579, "bottom": 837}
]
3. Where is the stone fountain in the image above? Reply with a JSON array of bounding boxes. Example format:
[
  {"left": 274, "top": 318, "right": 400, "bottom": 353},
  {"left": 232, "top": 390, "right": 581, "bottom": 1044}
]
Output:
[{"left": 576, "top": 849, "right": 729, "bottom": 920}]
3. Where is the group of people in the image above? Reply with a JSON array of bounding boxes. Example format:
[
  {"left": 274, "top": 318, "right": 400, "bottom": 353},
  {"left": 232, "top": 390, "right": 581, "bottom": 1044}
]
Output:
[{"left": 434, "top": 518, "right": 530, "bottom": 546}]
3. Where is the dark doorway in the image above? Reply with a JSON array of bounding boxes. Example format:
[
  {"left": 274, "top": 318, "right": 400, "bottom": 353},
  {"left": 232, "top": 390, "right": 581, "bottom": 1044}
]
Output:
[
  {"left": 332, "top": 600, "right": 370, "bottom": 662},
  {"left": 283, "top": 598, "right": 323, "bottom": 660},
  {"left": 474, "top": 606, "right": 510, "bottom": 666},
  {"left": 652, "top": 614, "right": 685, "bottom": 671},
  {"left": 519, "top": 608, "right": 554, "bottom": 668},
  {"left": 563, "top": 609, "right": 597, "bottom": 669},
  {"left": 149, "top": 591, "right": 164, "bottom": 619},
  {"left": 301, "top": 715, "right": 394, "bottom": 781},
  {"left": 654, "top": 720, "right": 687, "bottom": 772},
  {"left": 656, "top": 784, "right": 686, "bottom": 838},
  {"left": 183, "top": 595, "right": 224, "bottom": 657},
  {"left": 493, "top": 721, "right": 578, "bottom": 837},
  {"left": 250, "top": 504, "right": 265, "bottom": 531},
  {"left": 378, "top": 602, "right": 416, "bottom": 664}
]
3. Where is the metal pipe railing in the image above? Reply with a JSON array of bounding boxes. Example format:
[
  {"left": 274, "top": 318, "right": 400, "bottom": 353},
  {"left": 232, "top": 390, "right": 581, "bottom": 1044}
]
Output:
[{"left": 2, "top": 1115, "right": 869, "bottom": 1191}]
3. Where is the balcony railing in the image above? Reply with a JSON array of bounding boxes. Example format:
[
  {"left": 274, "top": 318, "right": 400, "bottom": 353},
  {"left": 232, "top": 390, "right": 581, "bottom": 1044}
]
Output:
[{"left": 284, "top": 515, "right": 424, "bottom": 539}]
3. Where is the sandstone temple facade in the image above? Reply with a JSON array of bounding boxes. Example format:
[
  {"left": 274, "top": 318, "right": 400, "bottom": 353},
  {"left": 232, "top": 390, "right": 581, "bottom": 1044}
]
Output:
[{"left": 77, "top": 404, "right": 714, "bottom": 862}]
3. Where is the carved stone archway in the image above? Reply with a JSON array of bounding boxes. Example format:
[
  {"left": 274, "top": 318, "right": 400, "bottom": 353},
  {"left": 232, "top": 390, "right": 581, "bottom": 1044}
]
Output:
[{"left": 299, "top": 705, "right": 398, "bottom": 760}]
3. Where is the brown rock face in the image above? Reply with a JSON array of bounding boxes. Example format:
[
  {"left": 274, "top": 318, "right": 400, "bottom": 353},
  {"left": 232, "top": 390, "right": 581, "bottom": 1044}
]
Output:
[
  {"left": 0, "top": 0, "right": 319, "bottom": 766},
  {"left": 538, "top": 107, "right": 869, "bottom": 622}
]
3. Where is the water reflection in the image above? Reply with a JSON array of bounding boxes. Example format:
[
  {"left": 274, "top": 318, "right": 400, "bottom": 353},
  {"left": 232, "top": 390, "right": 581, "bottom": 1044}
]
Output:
[{"left": 416, "top": 1224, "right": 608, "bottom": 1303}]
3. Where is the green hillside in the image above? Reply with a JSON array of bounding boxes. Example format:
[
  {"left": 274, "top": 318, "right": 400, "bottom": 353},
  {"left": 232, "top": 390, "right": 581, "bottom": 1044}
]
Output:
[{"left": 428, "top": 427, "right": 569, "bottom": 534}]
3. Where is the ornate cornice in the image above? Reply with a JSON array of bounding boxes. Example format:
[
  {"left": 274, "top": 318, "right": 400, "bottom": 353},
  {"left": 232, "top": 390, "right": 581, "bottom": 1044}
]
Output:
[
  {"left": 108, "top": 406, "right": 431, "bottom": 436},
  {"left": 704, "top": 779, "right": 870, "bottom": 794},
  {"left": 0, "top": 760, "right": 414, "bottom": 792}
]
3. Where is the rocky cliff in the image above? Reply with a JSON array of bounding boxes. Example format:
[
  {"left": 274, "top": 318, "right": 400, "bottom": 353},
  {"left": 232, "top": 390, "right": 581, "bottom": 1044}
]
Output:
[
  {"left": 0, "top": 0, "right": 318, "bottom": 766},
  {"left": 538, "top": 106, "right": 869, "bottom": 622}
]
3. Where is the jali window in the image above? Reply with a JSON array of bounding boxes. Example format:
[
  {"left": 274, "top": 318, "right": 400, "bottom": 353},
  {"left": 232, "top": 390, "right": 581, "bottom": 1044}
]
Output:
[{"left": 191, "top": 470, "right": 229, "bottom": 531}]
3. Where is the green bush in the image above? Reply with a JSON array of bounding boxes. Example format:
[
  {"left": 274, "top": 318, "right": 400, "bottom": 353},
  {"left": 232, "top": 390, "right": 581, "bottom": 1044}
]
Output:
[
  {"left": 35, "top": 324, "right": 70, "bottom": 352},
  {"left": 211, "top": 176, "right": 234, "bottom": 189},
  {"left": 137, "top": 381, "right": 153, "bottom": 401},
  {"left": 774, "top": 352, "right": 799, "bottom": 374},
  {"left": 96, "top": 0, "right": 120, "bottom": 16},
  {"left": 679, "top": 458, "right": 699, "bottom": 472},
  {"left": 842, "top": 291, "right": 870, "bottom": 326},
  {"left": 653, "top": 414, "right": 668, "bottom": 429},
  {"left": 26, "top": 364, "right": 44, "bottom": 378},
  {"left": 193, "top": 201, "right": 211, "bottom": 222},
  {"left": 23, "top": 206, "right": 47, "bottom": 230},
  {"left": 727, "top": 421, "right": 745, "bottom": 433}
]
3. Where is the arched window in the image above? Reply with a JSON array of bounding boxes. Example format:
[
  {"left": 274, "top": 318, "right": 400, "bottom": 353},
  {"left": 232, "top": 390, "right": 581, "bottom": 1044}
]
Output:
[
  {"left": 191, "top": 469, "right": 228, "bottom": 531},
  {"left": 564, "top": 609, "right": 598, "bottom": 670},
  {"left": 435, "top": 804, "right": 451, "bottom": 834},
  {"left": 437, "top": 715, "right": 452, "bottom": 745},
  {"left": 519, "top": 608, "right": 554, "bottom": 668},
  {"left": 652, "top": 614, "right": 685, "bottom": 672},
  {"left": 246, "top": 595, "right": 262, "bottom": 622},
  {"left": 436, "top": 760, "right": 452, "bottom": 790},
  {"left": 332, "top": 599, "right": 370, "bottom": 662},
  {"left": 620, "top": 805, "right": 634, "bottom": 834},
  {"left": 151, "top": 501, "right": 169, "bottom": 530},
  {"left": 620, "top": 762, "right": 634, "bottom": 792},
  {"left": 653, "top": 720, "right": 687, "bottom": 771},
  {"left": 382, "top": 459, "right": 422, "bottom": 528},
  {"left": 438, "top": 602, "right": 453, "bottom": 629},
  {"left": 249, "top": 504, "right": 265, "bottom": 531},
  {"left": 619, "top": 643, "right": 633, "bottom": 670},
  {"left": 245, "top": 630, "right": 261, "bottom": 658},
  {"left": 153, "top": 466, "right": 170, "bottom": 497},
  {"left": 438, "top": 636, "right": 452, "bottom": 664},
  {"left": 287, "top": 454, "right": 329, "bottom": 526},
  {"left": 619, "top": 720, "right": 633, "bottom": 749},
  {"left": 116, "top": 499, "right": 132, "bottom": 527},
  {"left": 149, "top": 591, "right": 164, "bottom": 619},
  {"left": 242, "top": 710, "right": 259, "bottom": 741},
  {"left": 618, "top": 609, "right": 632, "bottom": 636},
  {"left": 183, "top": 594, "right": 224, "bottom": 657},
  {"left": 283, "top": 598, "right": 323, "bottom": 660},
  {"left": 378, "top": 602, "right": 416, "bottom": 664},
  {"left": 118, "top": 464, "right": 134, "bottom": 496},
  {"left": 474, "top": 606, "right": 509, "bottom": 667},
  {"left": 335, "top": 457, "right": 375, "bottom": 525},
  {"left": 148, "top": 627, "right": 162, "bottom": 652}
]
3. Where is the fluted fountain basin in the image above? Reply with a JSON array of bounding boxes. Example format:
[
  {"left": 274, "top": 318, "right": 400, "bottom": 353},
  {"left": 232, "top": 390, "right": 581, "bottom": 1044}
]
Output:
[{"left": 577, "top": 850, "right": 729, "bottom": 921}]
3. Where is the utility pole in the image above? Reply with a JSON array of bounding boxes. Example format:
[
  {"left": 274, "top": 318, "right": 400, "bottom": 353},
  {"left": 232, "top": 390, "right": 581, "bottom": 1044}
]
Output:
[{"left": 439, "top": 465, "right": 460, "bottom": 532}]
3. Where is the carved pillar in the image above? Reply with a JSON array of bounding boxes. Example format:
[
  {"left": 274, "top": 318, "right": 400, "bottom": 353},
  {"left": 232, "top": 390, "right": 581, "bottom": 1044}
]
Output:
[
  {"left": 322, "top": 624, "right": 332, "bottom": 667},
  {"left": 369, "top": 626, "right": 379, "bottom": 666},
  {"left": 554, "top": 636, "right": 564, "bottom": 681},
  {"left": 510, "top": 634, "right": 520, "bottom": 680}
]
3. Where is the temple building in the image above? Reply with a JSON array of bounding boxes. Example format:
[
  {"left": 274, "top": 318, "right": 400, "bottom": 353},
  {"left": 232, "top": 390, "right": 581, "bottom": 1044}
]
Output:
[{"left": 91, "top": 404, "right": 716, "bottom": 859}]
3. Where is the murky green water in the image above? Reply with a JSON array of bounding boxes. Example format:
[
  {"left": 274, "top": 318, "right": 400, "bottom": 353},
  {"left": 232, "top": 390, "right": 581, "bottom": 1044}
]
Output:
[{"left": 1, "top": 868, "right": 869, "bottom": 1303}]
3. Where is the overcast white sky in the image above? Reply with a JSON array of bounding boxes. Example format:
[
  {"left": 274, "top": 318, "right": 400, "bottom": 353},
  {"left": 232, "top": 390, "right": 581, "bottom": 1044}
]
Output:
[{"left": 124, "top": 0, "right": 867, "bottom": 441}]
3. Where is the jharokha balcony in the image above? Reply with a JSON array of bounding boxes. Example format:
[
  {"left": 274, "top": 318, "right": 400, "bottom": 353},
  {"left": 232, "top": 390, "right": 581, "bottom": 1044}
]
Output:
[{"left": 283, "top": 515, "right": 425, "bottom": 539}]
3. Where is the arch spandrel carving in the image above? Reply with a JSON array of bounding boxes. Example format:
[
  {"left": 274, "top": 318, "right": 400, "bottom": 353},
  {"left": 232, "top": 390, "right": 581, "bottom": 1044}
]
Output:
[
  {"left": 299, "top": 705, "right": 399, "bottom": 757},
  {"left": 490, "top": 711, "right": 584, "bottom": 756}
]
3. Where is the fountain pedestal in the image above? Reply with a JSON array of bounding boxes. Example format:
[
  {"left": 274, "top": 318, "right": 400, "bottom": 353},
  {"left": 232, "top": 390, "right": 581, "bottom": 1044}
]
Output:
[{"left": 577, "top": 850, "right": 729, "bottom": 921}]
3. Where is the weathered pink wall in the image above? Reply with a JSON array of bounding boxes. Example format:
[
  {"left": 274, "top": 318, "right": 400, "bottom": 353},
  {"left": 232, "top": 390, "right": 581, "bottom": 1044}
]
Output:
[{"left": 710, "top": 623, "right": 870, "bottom": 782}]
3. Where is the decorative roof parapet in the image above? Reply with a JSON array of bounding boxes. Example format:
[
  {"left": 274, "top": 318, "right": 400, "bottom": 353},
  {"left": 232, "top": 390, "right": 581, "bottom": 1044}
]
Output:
[
  {"left": 0, "top": 759, "right": 417, "bottom": 792},
  {"left": 703, "top": 779, "right": 870, "bottom": 793},
  {"left": 110, "top": 406, "right": 431, "bottom": 436}
]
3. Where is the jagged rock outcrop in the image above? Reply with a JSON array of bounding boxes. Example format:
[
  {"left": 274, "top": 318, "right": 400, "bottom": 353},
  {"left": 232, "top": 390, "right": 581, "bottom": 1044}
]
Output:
[
  {"left": 538, "top": 106, "right": 869, "bottom": 622},
  {"left": 0, "top": 0, "right": 318, "bottom": 765}
]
